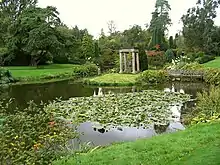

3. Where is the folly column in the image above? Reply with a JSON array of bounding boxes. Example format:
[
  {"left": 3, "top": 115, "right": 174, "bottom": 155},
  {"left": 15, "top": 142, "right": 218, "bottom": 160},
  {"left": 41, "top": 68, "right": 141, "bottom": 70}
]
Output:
[
  {"left": 124, "top": 53, "right": 127, "bottom": 73},
  {"left": 119, "top": 52, "right": 123, "bottom": 73},
  {"left": 132, "top": 51, "right": 136, "bottom": 74},
  {"left": 136, "top": 52, "right": 140, "bottom": 72}
]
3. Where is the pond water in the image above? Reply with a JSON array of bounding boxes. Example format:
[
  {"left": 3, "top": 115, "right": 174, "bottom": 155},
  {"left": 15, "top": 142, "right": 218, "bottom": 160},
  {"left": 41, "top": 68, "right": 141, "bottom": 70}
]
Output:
[{"left": 0, "top": 80, "right": 209, "bottom": 147}]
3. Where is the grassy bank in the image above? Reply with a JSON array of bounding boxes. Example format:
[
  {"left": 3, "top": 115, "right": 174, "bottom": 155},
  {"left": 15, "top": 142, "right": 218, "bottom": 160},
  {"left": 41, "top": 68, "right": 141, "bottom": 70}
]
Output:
[
  {"left": 5, "top": 64, "right": 98, "bottom": 83},
  {"left": 203, "top": 57, "right": 220, "bottom": 68},
  {"left": 54, "top": 122, "right": 220, "bottom": 165},
  {"left": 84, "top": 73, "right": 139, "bottom": 86}
]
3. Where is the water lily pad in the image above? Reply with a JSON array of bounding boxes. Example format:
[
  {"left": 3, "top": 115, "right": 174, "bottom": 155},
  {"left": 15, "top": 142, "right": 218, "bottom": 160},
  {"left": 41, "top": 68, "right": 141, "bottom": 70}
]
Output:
[{"left": 47, "top": 90, "right": 191, "bottom": 128}]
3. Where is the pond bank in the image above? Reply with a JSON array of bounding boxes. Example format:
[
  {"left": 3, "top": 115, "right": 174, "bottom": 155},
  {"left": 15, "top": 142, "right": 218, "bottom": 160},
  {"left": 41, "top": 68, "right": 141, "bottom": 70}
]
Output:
[
  {"left": 3, "top": 64, "right": 98, "bottom": 85},
  {"left": 54, "top": 122, "right": 220, "bottom": 165},
  {"left": 84, "top": 73, "right": 139, "bottom": 86}
]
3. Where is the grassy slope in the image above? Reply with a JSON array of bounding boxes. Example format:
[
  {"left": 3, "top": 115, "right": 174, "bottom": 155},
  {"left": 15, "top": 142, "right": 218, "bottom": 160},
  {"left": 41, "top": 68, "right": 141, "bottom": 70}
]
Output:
[
  {"left": 5, "top": 64, "right": 80, "bottom": 82},
  {"left": 85, "top": 73, "right": 139, "bottom": 86},
  {"left": 203, "top": 57, "right": 220, "bottom": 68},
  {"left": 54, "top": 122, "right": 220, "bottom": 165}
]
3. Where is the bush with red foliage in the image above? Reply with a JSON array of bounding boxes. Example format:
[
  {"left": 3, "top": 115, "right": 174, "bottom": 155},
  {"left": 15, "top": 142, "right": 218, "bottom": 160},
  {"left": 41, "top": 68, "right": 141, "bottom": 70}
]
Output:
[{"left": 146, "top": 50, "right": 166, "bottom": 69}]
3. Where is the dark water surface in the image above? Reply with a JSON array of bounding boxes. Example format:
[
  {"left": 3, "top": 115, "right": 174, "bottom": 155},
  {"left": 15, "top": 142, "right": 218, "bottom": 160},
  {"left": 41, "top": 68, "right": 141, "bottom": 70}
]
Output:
[{"left": 0, "top": 80, "right": 209, "bottom": 146}]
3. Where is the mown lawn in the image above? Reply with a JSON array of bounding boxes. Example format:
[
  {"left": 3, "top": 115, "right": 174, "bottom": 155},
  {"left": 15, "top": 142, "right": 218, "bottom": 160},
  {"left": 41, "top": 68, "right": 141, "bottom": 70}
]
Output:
[
  {"left": 54, "top": 122, "right": 220, "bottom": 165},
  {"left": 4, "top": 64, "right": 81, "bottom": 82},
  {"left": 85, "top": 73, "right": 139, "bottom": 86},
  {"left": 203, "top": 57, "right": 220, "bottom": 68}
]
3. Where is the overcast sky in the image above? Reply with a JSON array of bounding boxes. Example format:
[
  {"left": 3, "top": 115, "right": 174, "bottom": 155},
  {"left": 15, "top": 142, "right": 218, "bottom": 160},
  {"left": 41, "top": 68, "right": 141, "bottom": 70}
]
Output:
[{"left": 38, "top": 0, "right": 220, "bottom": 38}]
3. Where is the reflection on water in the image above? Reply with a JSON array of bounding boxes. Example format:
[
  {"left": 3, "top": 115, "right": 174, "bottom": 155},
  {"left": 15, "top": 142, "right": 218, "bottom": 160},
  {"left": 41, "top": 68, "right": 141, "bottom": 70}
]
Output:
[
  {"left": 74, "top": 101, "right": 186, "bottom": 147},
  {"left": 0, "top": 80, "right": 209, "bottom": 147},
  {"left": 0, "top": 80, "right": 208, "bottom": 109},
  {"left": 72, "top": 121, "right": 186, "bottom": 147}
]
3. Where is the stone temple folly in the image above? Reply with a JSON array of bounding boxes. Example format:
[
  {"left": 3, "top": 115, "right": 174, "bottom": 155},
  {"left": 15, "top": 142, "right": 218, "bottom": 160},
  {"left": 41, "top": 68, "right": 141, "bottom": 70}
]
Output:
[{"left": 119, "top": 49, "right": 140, "bottom": 74}]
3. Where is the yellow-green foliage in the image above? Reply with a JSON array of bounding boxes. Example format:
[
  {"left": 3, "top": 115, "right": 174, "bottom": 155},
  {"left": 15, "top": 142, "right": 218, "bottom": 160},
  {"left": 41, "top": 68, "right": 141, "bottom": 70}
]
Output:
[
  {"left": 136, "top": 70, "right": 168, "bottom": 85},
  {"left": 177, "top": 63, "right": 220, "bottom": 85},
  {"left": 203, "top": 68, "right": 220, "bottom": 85},
  {"left": 85, "top": 73, "right": 139, "bottom": 86},
  {"left": 191, "top": 86, "right": 220, "bottom": 125},
  {"left": 191, "top": 113, "right": 220, "bottom": 125},
  {"left": 181, "top": 62, "right": 204, "bottom": 70}
]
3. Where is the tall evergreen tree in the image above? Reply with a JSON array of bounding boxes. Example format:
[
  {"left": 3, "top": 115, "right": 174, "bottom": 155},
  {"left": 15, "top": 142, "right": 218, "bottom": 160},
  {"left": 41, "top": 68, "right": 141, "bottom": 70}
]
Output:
[
  {"left": 81, "top": 33, "right": 95, "bottom": 62},
  {"left": 149, "top": 0, "right": 171, "bottom": 50},
  {"left": 169, "top": 36, "right": 174, "bottom": 49}
]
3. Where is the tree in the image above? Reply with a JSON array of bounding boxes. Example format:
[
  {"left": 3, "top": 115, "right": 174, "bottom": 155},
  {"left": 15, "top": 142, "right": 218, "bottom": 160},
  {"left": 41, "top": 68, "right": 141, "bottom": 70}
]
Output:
[
  {"left": 149, "top": 0, "right": 172, "bottom": 49},
  {"left": 55, "top": 26, "right": 76, "bottom": 64},
  {"left": 11, "top": 6, "right": 62, "bottom": 66},
  {"left": 181, "top": 0, "right": 220, "bottom": 53},
  {"left": 94, "top": 41, "right": 100, "bottom": 65},
  {"left": 0, "top": 0, "right": 37, "bottom": 20},
  {"left": 169, "top": 36, "right": 174, "bottom": 49},
  {"left": 81, "top": 33, "right": 95, "bottom": 63},
  {"left": 107, "top": 20, "right": 117, "bottom": 36},
  {"left": 0, "top": 0, "right": 39, "bottom": 65},
  {"left": 0, "top": 47, "right": 13, "bottom": 66},
  {"left": 173, "top": 33, "right": 179, "bottom": 49}
]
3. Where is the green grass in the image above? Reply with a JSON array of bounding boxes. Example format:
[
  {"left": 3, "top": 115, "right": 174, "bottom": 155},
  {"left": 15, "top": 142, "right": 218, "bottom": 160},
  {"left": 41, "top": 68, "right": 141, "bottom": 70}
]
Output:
[
  {"left": 4, "top": 64, "right": 82, "bottom": 83},
  {"left": 203, "top": 57, "right": 220, "bottom": 68},
  {"left": 54, "top": 122, "right": 220, "bottom": 165},
  {"left": 84, "top": 73, "right": 139, "bottom": 86}
]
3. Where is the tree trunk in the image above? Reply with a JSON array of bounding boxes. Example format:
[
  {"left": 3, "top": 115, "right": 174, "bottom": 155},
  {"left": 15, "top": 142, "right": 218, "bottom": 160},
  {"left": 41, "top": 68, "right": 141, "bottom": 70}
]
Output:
[{"left": 30, "top": 56, "right": 40, "bottom": 67}]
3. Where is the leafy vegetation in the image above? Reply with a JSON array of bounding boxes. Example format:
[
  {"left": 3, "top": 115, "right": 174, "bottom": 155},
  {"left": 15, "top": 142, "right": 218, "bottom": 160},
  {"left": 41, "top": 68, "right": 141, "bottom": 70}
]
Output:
[
  {"left": 181, "top": 0, "right": 220, "bottom": 54},
  {"left": 0, "top": 68, "right": 15, "bottom": 84},
  {"left": 54, "top": 122, "right": 220, "bottom": 165},
  {"left": 84, "top": 73, "right": 139, "bottom": 86},
  {"left": 47, "top": 90, "right": 190, "bottom": 129},
  {"left": 196, "top": 55, "right": 215, "bottom": 64},
  {"left": 203, "top": 68, "right": 220, "bottom": 85},
  {"left": 147, "top": 51, "right": 166, "bottom": 69},
  {"left": 137, "top": 70, "right": 168, "bottom": 85},
  {"left": 0, "top": 101, "right": 77, "bottom": 165},
  {"left": 148, "top": 0, "right": 171, "bottom": 50},
  {"left": 165, "top": 49, "right": 175, "bottom": 63},
  {"left": 186, "top": 86, "right": 220, "bottom": 125}
]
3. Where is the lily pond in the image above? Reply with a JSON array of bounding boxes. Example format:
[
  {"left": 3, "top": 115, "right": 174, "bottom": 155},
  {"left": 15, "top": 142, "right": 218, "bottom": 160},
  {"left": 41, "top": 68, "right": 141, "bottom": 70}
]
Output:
[{"left": 0, "top": 80, "right": 209, "bottom": 147}]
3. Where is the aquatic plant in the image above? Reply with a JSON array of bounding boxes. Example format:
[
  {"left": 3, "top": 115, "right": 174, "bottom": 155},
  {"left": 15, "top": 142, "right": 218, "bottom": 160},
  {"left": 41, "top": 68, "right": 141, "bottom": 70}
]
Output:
[{"left": 47, "top": 90, "right": 191, "bottom": 129}]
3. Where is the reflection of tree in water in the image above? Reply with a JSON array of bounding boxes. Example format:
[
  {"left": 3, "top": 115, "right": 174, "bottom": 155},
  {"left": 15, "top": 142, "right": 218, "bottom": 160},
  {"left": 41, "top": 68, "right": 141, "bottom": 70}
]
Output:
[
  {"left": 154, "top": 123, "right": 169, "bottom": 134},
  {"left": 93, "top": 128, "right": 107, "bottom": 133},
  {"left": 93, "top": 124, "right": 171, "bottom": 135},
  {"left": 0, "top": 85, "right": 10, "bottom": 101}
]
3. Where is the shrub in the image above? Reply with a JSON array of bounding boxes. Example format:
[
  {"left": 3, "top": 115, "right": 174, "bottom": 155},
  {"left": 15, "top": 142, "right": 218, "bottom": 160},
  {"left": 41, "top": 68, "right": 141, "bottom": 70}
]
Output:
[
  {"left": 73, "top": 63, "right": 98, "bottom": 78},
  {"left": 165, "top": 49, "right": 175, "bottom": 63},
  {"left": 176, "top": 49, "right": 184, "bottom": 57},
  {"left": 186, "top": 51, "right": 205, "bottom": 62},
  {"left": 196, "top": 51, "right": 205, "bottom": 57},
  {"left": 0, "top": 68, "right": 16, "bottom": 84},
  {"left": 136, "top": 70, "right": 168, "bottom": 85},
  {"left": 195, "top": 55, "right": 215, "bottom": 64},
  {"left": 203, "top": 68, "right": 220, "bottom": 85},
  {"left": 0, "top": 101, "right": 77, "bottom": 165},
  {"left": 147, "top": 51, "right": 166, "bottom": 69},
  {"left": 181, "top": 62, "right": 204, "bottom": 70},
  {"left": 190, "top": 86, "right": 220, "bottom": 125}
]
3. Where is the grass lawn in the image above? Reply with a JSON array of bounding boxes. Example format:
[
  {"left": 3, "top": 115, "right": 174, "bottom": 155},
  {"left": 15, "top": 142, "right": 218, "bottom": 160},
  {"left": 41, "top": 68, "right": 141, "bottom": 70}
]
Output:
[
  {"left": 84, "top": 73, "right": 139, "bottom": 86},
  {"left": 54, "top": 122, "right": 220, "bottom": 165},
  {"left": 203, "top": 57, "right": 220, "bottom": 68},
  {"left": 4, "top": 64, "right": 82, "bottom": 83}
]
